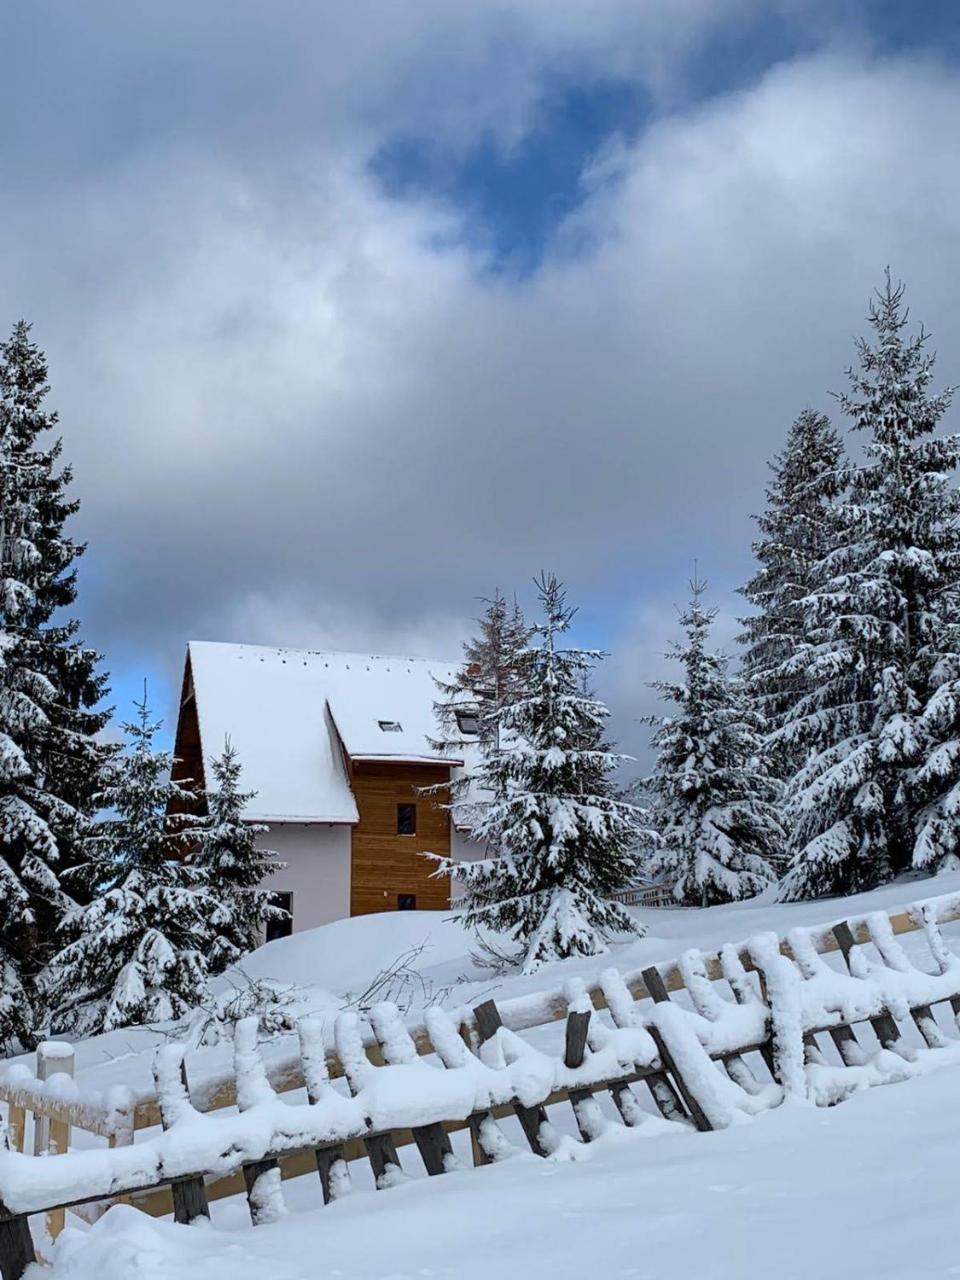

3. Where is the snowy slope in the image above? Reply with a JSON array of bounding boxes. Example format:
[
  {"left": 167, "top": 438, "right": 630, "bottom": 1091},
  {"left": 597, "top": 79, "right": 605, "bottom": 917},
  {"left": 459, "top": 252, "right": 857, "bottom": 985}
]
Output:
[
  {"left": 40, "top": 1054, "right": 960, "bottom": 1280},
  {"left": 14, "top": 868, "right": 960, "bottom": 1109}
]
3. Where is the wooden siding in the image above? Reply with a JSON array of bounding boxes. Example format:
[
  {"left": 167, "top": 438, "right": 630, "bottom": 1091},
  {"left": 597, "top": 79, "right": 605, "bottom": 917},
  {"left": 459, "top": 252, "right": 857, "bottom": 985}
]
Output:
[
  {"left": 349, "top": 762, "right": 452, "bottom": 916},
  {"left": 170, "top": 655, "right": 206, "bottom": 820}
]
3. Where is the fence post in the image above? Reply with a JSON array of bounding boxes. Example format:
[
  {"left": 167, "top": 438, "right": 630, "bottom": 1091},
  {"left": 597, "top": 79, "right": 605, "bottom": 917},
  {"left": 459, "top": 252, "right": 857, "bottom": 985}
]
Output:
[{"left": 34, "top": 1043, "right": 74, "bottom": 1245}]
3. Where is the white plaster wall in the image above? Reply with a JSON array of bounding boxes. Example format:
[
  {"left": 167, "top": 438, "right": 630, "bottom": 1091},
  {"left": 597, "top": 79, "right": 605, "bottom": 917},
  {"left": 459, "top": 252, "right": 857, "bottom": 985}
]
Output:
[
  {"left": 258, "top": 823, "right": 352, "bottom": 933},
  {"left": 450, "top": 825, "right": 484, "bottom": 902}
]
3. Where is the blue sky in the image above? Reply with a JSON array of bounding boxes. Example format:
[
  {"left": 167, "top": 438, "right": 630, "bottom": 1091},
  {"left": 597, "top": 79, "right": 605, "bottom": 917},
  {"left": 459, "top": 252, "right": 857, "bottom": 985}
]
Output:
[{"left": 3, "top": 0, "right": 960, "bottom": 759}]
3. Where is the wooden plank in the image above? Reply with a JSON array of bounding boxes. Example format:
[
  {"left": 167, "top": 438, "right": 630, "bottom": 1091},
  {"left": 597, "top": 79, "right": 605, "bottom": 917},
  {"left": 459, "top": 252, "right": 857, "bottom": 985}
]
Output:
[
  {"left": 641, "top": 967, "right": 713, "bottom": 1133},
  {"left": 349, "top": 761, "right": 452, "bottom": 916},
  {"left": 564, "top": 1009, "right": 601, "bottom": 1142},
  {"left": 298, "top": 1018, "right": 350, "bottom": 1204},
  {"left": 833, "top": 922, "right": 904, "bottom": 1052},
  {"left": 474, "top": 1000, "right": 552, "bottom": 1157},
  {"left": 155, "top": 1059, "right": 209, "bottom": 1225},
  {"left": 0, "top": 1211, "right": 35, "bottom": 1280},
  {"left": 6, "top": 1110, "right": 23, "bottom": 1156},
  {"left": 370, "top": 1005, "right": 454, "bottom": 1177}
]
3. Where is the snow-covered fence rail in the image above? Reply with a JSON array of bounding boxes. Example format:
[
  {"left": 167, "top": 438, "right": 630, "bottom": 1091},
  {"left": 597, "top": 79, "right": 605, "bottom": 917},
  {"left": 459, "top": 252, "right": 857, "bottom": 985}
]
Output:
[{"left": 4, "top": 887, "right": 960, "bottom": 1278}]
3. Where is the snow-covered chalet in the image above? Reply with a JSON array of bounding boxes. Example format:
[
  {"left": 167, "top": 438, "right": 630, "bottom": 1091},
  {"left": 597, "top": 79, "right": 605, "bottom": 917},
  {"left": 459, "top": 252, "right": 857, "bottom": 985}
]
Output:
[{"left": 172, "top": 642, "right": 483, "bottom": 940}]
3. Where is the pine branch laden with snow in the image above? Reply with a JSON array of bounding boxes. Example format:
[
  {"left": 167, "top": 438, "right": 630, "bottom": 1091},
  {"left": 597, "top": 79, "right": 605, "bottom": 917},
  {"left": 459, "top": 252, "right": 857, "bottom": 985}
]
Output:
[
  {"left": 0, "top": 321, "right": 113, "bottom": 1049},
  {"left": 644, "top": 578, "right": 784, "bottom": 907},
  {"left": 42, "top": 693, "right": 217, "bottom": 1036},
  {"left": 777, "top": 274, "right": 960, "bottom": 900},
  {"left": 430, "top": 589, "right": 531, "bottom": 816},
  {"left": 739, "top": 408, "right": 847, "bottom": 783},
  {"left": 436, "top": 573, "right": 654, "bottom": 973},
  {"left": 189, "top": 739, "right": 283, "bottom": 976}
]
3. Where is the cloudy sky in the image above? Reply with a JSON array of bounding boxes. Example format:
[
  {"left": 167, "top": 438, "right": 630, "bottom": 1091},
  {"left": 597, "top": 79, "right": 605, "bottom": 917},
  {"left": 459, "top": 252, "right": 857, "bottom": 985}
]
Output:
[{"left": 2, "top": 0, "right": 959, "bottom": 759}]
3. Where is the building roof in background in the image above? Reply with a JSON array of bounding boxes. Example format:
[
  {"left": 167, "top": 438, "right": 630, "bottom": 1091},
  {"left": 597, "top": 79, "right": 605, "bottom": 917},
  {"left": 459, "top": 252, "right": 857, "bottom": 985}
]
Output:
[{"left": 186, "top": 641, "right": 470, "bottom": 824}]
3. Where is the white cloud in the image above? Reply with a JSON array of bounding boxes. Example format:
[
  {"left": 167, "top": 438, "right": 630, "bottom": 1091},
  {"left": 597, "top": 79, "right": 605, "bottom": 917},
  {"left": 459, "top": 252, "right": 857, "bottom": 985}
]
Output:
[{"left": 1, "top": 34, "right": 958, "bottom": 741}]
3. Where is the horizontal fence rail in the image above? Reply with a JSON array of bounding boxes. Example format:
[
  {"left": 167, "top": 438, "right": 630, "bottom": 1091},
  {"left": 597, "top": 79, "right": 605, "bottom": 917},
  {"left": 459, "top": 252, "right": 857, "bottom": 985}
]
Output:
[{"left": 2, "top": 887, "right": 960, "bottom": 1279}]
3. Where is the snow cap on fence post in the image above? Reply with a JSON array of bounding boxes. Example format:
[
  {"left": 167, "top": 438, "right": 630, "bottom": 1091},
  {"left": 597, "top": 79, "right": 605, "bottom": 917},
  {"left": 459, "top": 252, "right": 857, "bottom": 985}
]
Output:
[
  {"left": 297, "top": 1016, "right": 332, "bottom": 1102},
  {"left": 152, "top": 1043, "right": 193, "bottom": 1128},
  {"left": 234, "top": 1017, "right": 275, "bottom": 1111}
]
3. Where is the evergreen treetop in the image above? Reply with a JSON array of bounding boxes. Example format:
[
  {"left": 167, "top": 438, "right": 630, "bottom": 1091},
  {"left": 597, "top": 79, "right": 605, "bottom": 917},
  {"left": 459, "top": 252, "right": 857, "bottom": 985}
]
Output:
[
  {"left": 645, "top": 578, "right": 783, "bottom": 907},
  {"left": 739, "top": 408, "right": 846, "bottom": 776},
  {"left": 436, "top": 573, "right": 652, "bottom": 973},
  {"left": 0, "top": 321, "right": 111, "bottom": 1047},
  {"left": 44, "top": 694, "right": 212, "bottom": 1036},
  {"left": 192, "top": 738, "right": 282, "bottom": 975},
  {"left": 779, "top": 274, "right": 959, "bottom": 899}
]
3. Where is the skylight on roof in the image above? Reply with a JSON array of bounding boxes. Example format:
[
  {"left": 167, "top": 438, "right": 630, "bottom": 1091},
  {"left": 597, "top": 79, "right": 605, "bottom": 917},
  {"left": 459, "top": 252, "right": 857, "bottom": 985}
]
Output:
[{"left": 378, "top": 719, "right": 403, "bottom": 733}]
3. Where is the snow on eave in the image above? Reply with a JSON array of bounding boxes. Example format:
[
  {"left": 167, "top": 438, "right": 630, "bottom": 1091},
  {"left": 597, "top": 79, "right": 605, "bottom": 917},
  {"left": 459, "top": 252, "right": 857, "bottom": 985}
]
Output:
[{"left": 350, "top": 753, "right": 464, "bottom": 768}]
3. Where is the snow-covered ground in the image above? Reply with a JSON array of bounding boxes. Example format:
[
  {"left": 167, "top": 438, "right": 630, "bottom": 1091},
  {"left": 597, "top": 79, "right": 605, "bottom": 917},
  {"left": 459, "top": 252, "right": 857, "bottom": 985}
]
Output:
[
  {"left": 43, "top": 1055, "right": 960, "bottom": 1279},
  {"left": 19, "top": 868, "right": 960, "bottom": 1104},
  {"left": 11, "top": 868, "right": 960, "bottom": 1279}
]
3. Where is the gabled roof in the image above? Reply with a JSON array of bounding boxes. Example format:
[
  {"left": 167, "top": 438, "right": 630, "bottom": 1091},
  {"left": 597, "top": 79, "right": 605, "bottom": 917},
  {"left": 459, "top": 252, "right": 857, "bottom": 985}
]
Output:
[{"left": 186, "top": 641, "right": 470, "bottom": 824}]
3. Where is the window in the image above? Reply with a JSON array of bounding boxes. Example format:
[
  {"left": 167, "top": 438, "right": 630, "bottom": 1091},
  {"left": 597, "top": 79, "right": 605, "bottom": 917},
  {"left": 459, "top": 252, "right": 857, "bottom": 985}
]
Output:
[
  {"left": 265, "top": 892, "right": 293, "bottom": 943},
  {"left": 397, "top": 803, "right": 417, "bottom": 835},
  {"left": 378, "top": 719, "right": 402, "bottom": 733},
  {"left": 455, "top": 708, "right": 480, "bottom": 736},
  {"left": 397, "top": 894, "right": 417, "bottom": 911}
]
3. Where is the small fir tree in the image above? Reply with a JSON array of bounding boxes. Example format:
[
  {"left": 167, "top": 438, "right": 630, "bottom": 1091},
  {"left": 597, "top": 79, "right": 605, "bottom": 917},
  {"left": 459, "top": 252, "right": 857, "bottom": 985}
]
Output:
[
  {"left": 0, "top": 321, "right": 112, "bottom": 1048},
  {"left": 779, "top": 274, "right": 959, "bottom": 899},
  {"left": 644, "top": 579, "right": 783, "bottom": 907},
  {"left": 192, "top": 739, "right": 282, "bottom": 975},
  {"left": 739, "top": 409, "right": 846, "bottom": 780},
  {"left": 43, "top": 694, "right": 214, "bottom": 1036},
  {"left": 435, "top": 573, "right": 653, "bottom": 974}
]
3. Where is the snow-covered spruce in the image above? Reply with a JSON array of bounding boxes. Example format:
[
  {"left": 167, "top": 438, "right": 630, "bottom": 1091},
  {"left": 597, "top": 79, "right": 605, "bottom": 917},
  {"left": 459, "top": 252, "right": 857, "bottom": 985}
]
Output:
[
  {"left": 643, "top": 578, "right": 783, "bottom": 907},
  {"left": 0, "top": 322, "right": 112, "bottom": 1049},
  {"left": 43, "top": 694, "right": 216, "bottom": 1036},
  {"left": 431, "top": 589, "right": 530, "bottom": 816},
  {"left": 739, "top": 409, "right": 846, "bottom": 783},
  {"left": 779, "top": 275, "right": 960, "bottom": 899},
  {"left": 431, "top": 573, "right": 654, "bottom": 974},
  {"left": 190, "top": 739, "right": 282, "bottom": 976}
]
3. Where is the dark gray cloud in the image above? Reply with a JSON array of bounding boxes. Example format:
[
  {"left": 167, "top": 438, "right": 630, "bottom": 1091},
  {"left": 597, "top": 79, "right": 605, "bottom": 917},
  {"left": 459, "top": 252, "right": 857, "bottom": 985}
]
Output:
[{"left": 1, "top": 6, "right": 959, "bottom": 763}]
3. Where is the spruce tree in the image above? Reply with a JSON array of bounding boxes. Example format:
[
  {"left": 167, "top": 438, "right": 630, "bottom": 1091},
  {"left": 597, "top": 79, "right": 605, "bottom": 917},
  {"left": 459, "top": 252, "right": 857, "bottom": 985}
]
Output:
[
  {"left": 192, "top": 739, "right": 281, "bottom": 975},
  {"left": 779, "top": 274, "right": 959, "bottom": 899},
  {"left": 739, "top": 409, "right": 846, "bottom": 780},
  {"left": 433, "top": 590, "right": 529, "bottom": 759},
  {"left": 44, "top": 694, "right": 213, "bottom": 1036},
  {"left": 437, "top": 573, "right": 652, "bottom": 974},
  {"left": 0, "top": 321, "right": 111, "bottom": 1048},
  {"left": 644, "top": 579, "right": 783, "bottom": 907}
]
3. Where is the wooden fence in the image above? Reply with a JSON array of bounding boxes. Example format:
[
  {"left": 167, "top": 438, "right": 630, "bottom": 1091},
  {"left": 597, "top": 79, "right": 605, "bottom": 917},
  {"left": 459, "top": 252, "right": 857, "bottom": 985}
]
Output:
[{"left": 1, "top": 888, "right": 960, "bottom": 1280}]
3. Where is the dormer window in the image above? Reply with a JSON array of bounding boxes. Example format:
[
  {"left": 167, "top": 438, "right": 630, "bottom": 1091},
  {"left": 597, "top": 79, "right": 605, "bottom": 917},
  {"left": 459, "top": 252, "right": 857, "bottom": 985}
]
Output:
[
  {"left": 455, "top": 708, "right": 480, "bottom": 736},
  {"left": 378, "top": 720, "right": 402, "bottom": 733}
]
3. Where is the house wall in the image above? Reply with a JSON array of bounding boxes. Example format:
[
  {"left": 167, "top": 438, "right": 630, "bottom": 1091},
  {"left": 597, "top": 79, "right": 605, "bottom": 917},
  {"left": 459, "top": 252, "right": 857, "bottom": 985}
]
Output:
[
  {"left": 451, "top": 826, "right": 484, "bottom": 901},
  {"left": 254, "top": 805, "right": 484, "bottom": 935},
  {"left": 349, "top": 761, "right": 452, "bottom": 916},
  {"left": 257, "top": 822, "right": 352, "bottom": 933}
]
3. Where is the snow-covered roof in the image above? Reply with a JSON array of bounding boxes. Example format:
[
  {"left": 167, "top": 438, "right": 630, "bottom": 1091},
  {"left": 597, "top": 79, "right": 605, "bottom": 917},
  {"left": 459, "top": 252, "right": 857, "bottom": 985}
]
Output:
[{"left": 186, "top": 641, "right": 469, "bottom": 824}]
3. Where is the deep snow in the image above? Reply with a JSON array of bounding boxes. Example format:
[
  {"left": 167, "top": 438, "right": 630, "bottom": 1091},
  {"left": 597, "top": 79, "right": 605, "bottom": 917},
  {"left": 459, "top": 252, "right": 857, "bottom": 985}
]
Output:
[
  {"left": 9, "top": 868, "right": 960, "bottom": 1279},
  {"left": 39, "top": 1059, "right": 960, "bottom": 1280}
]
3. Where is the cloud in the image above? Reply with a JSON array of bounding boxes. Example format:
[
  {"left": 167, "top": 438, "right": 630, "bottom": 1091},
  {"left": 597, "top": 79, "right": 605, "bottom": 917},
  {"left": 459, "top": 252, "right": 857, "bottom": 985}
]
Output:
[{"left": 1, "top": 19, "right": 958, "bottom": 750}]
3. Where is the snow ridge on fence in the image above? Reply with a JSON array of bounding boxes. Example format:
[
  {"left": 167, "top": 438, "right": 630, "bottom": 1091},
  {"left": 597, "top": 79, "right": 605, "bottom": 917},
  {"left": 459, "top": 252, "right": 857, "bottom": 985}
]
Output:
[{"left": 3, "top": 889, "right": 960, "bottom": 1280}]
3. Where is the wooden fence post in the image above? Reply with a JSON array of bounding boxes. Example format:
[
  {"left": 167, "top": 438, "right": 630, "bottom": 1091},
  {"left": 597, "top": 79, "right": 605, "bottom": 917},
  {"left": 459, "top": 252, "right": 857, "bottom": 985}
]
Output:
[
  {"left": 641, "top": 967, "right": 713, "bottom": 1133},
  {"left": 35, "top": 1042, "right": 74, "bottom": 1244},
  {"left": 153, "top": 1050, "right": 210, "bottom": 1225},
  {"left": 473, "top": 1000, "right": 552, "bottom": 1157},
  {"left": 833, "top": 922, "right": 904, "bottom": 1052}
]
